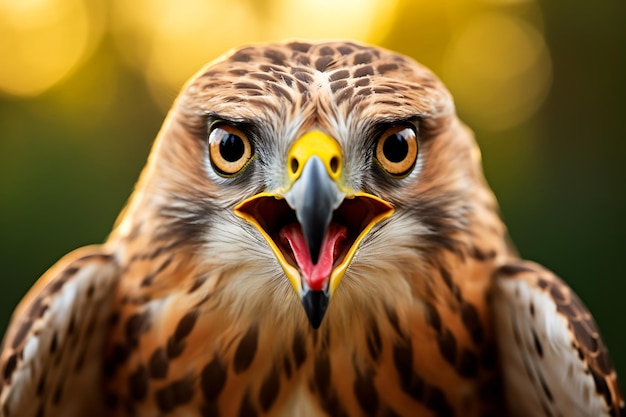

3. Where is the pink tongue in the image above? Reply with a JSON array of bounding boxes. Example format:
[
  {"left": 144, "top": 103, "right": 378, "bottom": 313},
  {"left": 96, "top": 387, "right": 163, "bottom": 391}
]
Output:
[{"left": 280, "top": 223, "right": 347, "bottom": 291}]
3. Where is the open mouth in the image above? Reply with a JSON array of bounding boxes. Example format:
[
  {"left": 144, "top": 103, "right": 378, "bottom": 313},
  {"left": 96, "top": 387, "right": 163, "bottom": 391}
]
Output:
[{"left": 235, "top": 194, "right": 393, "bottom": 292}]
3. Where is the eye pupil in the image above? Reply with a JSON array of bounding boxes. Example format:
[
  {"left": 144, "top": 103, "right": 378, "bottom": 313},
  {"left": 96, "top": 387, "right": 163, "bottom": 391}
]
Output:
[
  {"left": 382, "top": 133, "right": 409, "bottom": 162},
  {"left": 220, "top": 134, "right": 245, "bottom": 162}
]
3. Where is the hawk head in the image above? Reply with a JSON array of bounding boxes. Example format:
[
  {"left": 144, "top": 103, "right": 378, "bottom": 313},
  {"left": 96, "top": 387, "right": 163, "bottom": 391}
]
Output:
[{"left": 114, "top": 40, "right": 492, "bottom": 329}]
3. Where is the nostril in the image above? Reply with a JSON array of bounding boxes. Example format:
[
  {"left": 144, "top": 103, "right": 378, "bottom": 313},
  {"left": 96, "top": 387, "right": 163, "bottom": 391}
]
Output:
[
  {"left": 330, "top": 156, "right": 339, "bottom": 173},
  {"left": 290, "top": 158, "right": 299, "bottom": 174}
]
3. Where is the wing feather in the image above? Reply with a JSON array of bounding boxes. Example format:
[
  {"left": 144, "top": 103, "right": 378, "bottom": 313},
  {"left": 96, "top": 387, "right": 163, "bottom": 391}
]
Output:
[
  {"left": 492, "top": 260, "right": 624, "bottom": 417},
  {"left": 0, "top": 246, "right": 119, "bottom": 417}
]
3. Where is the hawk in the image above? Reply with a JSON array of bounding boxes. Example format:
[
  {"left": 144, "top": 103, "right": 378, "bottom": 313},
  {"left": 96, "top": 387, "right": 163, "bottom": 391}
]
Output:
[{"left": 0, "top": 40, "right": 623, "bottom": 417}]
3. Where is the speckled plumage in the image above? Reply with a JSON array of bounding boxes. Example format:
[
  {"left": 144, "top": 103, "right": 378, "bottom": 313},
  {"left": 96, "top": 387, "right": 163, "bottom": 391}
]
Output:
[{"left": 0, "top": 40, "right": 623, "bottom": 417}]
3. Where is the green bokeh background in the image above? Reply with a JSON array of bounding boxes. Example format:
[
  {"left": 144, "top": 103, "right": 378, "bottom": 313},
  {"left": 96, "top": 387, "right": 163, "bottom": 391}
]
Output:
[{"left": 1, "top": 0, "right": 625, "bottom": 380}]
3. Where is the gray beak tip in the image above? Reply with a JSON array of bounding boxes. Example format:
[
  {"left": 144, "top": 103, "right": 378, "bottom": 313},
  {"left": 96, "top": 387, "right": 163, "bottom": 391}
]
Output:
[{"left": 301, "top": 290, "right": 329, "bottom": 329}]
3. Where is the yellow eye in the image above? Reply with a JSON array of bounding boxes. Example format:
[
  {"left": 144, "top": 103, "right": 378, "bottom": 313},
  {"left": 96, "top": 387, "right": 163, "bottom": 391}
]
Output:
[
  {"left": 375, "top": 126, "right": 418, "bottom": 177},
  {"left": 208, "top": 124, "right": 253, "bottom": 176}
]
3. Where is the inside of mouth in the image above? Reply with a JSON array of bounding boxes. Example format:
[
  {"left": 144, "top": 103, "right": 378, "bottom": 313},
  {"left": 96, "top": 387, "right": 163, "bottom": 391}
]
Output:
[
  {"left": 280, "top": 222, "right": 346, "bottom": 291},
  {"left": 237, "top": 196, "right": 389, "bottom": 289}
]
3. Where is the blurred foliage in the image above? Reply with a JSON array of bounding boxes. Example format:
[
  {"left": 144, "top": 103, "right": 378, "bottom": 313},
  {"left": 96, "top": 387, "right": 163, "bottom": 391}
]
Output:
[{"left": 0, "top": 0, "right": 624, "bottom": 378}]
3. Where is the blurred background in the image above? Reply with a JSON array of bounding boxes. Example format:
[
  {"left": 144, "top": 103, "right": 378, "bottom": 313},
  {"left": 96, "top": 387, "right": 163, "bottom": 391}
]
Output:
[{"left": 0, "top": 0, "right": 624, "bottom": 376}]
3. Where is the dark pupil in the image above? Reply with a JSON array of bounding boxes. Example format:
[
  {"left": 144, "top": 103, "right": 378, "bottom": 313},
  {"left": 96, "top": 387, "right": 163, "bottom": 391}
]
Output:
[
  {"left": 219, "top": 133, "right": 245, "bottom": 162},
  {"left": 382, "top": 133, "right": 408, "bottom": 163}
]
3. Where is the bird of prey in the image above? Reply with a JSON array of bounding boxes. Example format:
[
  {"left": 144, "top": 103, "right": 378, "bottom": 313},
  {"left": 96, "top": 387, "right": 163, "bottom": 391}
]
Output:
[{"left": 0, "top": 40, "right": 623, "bottom": 417}]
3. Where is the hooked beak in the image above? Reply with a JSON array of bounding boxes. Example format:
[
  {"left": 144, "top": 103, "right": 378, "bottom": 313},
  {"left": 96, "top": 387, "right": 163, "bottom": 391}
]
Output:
[
  {"left": 235, "top": 131, "right": 393, "bottom": 329},
  {"left": 283, "top": 154, "right": 343, "bottom": 265}
]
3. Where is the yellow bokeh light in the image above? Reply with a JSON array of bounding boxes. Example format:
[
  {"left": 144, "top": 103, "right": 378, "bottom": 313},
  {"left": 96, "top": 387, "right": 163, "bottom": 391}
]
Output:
[
  {"left": 270, "top": 0, "right": 397, "bottom": 42},
  {"left": 112, "top": 0, "right": 399, "bottom": 108},
  {"left": 0, "top": 0, "right": 104, "bottom": 97},
  {"left": 442, "top": 12, "right": 551, "bottom": 131}
]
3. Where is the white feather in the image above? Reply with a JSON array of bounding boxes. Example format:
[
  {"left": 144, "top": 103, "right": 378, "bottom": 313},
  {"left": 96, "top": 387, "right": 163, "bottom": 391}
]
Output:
[{"left": 493, "top": 275, "right": 610, "bottom": 417}]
